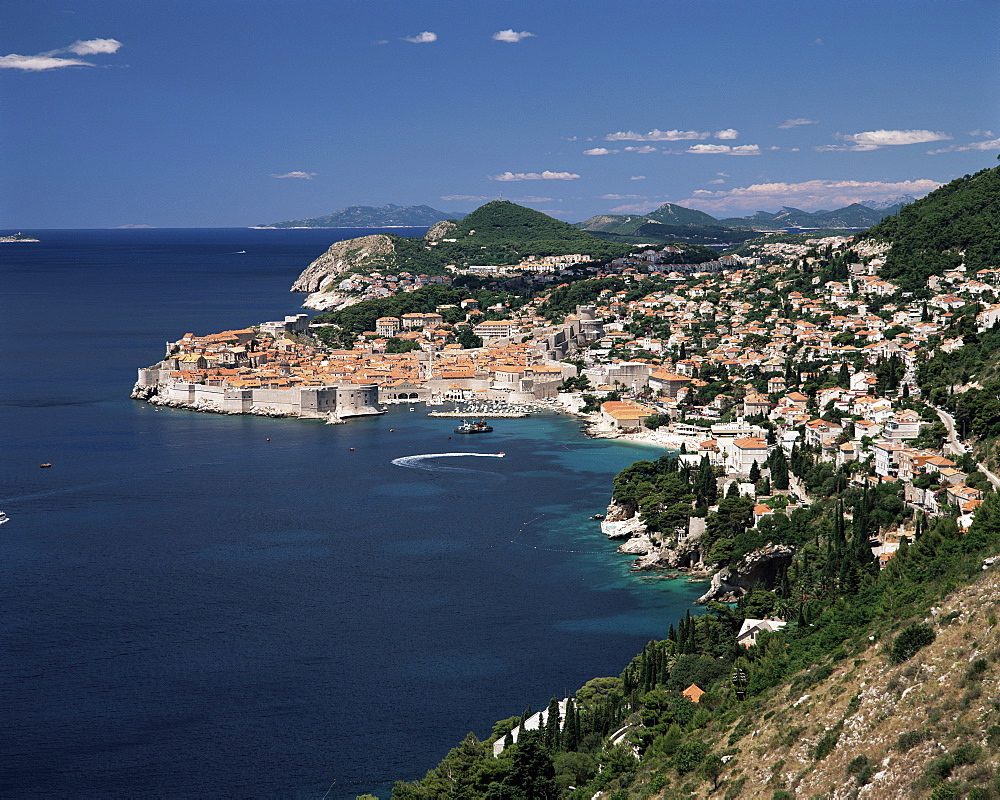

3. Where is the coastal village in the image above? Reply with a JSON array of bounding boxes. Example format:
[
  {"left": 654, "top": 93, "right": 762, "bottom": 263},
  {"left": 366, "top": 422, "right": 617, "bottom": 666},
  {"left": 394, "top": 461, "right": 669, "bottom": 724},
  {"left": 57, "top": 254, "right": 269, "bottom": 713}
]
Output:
[{"left": 135, "top": 228, "right": 999, "bottom": 584}]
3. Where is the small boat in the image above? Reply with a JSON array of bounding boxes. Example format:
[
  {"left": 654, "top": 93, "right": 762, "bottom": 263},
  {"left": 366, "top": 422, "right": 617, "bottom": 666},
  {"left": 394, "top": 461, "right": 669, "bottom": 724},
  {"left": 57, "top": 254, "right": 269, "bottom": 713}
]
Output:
[
  {"left": 0, "top": 511, "right": 8, "bottom": 525},
  {"left": 455, "top": 418, "right": 493, "bottom": 434},
  {"left": 40, "top": 463, "right": 52, "bottom": 468}
]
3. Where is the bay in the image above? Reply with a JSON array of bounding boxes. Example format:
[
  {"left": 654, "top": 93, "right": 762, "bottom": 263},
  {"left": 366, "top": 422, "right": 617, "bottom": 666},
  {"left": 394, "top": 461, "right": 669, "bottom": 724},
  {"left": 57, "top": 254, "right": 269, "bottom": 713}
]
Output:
[{"left": 0, "top": 228, "right": 700, "bottom": 798}]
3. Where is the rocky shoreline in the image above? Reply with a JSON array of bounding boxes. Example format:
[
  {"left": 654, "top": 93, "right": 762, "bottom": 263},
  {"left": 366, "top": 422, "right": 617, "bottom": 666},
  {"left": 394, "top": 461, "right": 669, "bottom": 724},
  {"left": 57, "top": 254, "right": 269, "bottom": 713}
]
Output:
[{"left": 599, "top": 498, "right": 795, "bottom": 604}]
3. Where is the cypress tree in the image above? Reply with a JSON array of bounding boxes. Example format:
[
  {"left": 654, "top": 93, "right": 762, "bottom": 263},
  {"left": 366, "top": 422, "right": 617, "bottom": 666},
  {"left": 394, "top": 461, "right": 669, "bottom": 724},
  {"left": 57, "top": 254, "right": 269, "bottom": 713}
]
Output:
[
  {"left": 564, "top": 698, "right": 579, "bottom": 751},
  {"left": 544, "top": 698, "right": 560, "bottom": 749}
]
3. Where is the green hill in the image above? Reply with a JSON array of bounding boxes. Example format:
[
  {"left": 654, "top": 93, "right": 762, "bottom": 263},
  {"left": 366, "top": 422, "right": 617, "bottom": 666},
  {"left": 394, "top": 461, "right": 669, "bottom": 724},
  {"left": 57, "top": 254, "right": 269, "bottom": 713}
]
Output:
[{"left": 863, "top": 164, "right": 1000, "bottom": 291}]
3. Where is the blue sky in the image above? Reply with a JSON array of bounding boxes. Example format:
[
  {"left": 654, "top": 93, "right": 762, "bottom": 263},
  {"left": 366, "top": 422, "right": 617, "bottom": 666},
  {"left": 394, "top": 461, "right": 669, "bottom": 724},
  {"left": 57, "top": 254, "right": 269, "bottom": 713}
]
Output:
[{"left": 3, "top": 0, "right": 999, "bottom": 228}]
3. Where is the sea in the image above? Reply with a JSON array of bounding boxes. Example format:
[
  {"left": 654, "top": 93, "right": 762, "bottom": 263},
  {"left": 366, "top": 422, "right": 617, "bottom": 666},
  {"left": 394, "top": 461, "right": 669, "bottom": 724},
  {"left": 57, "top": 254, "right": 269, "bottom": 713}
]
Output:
[{"left": 0, "top": 228, "right": 701, "bottom": 799}]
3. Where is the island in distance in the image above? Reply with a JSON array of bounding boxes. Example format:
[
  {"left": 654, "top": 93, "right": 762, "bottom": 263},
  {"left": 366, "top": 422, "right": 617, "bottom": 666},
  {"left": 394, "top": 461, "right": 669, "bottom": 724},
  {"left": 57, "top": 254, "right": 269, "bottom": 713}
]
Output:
[{"left": 254, "top": 203, "right": 465, "bottom": 229}]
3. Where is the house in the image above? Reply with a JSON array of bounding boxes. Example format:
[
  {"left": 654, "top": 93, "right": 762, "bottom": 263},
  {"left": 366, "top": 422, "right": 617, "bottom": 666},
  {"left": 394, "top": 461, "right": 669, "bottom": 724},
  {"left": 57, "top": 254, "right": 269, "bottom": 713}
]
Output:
[
  {"left": 682, "top": 684, "right": 705, "bottom": 704},
  {"left": 648, "top": 370, "right": 693, "bottom": 399},
  {"left": 600, "top": 400, "right": 653, "bottom": 431},
  {"left": 730, "top": 437, "right": 770, "bottom": 474},
  {"left": 737, "top": 618, "right": 788, "bottom": 648}
]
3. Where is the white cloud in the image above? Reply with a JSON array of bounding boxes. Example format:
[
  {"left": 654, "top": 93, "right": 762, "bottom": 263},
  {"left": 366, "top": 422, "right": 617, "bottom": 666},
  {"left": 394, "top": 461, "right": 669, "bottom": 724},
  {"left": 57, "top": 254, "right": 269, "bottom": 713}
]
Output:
[
  {"left": 970, "top": 129, "right": 995, "bottom": 138},
  {"left": 492, "top": 29, "right": 535, "bottom": 43},
  {"left": 515, "top": 196, "right": 556, "bottom": 202},
  {"left": 271, "top": 171, "right": 316, "bottom": 179},
  {"left": 64, "top": 38, "right": 122, "bottom": 55},
  {"left": 629, "top": 175, "right": 646, "bottom": 181},
  {"left": 707, "top": 178, "right": 726, "bottom": 185},
  {"left": 491, "top": 171, "right": 580, "bottom": 181},
  {"left": 403, "top": 31, "right": 437, "bottom": 43},
  {"left": 441, "top": 195, "right": 490, "bottom": 202},
  {"left": 714, "top": 128, "right": 739, "bottom": 140},
  {"left": 680, "top": 178, "right": 942, "bottom": 214},
  {"left": 814, "top": 143, "right": 881, "bottom": 152},
  {"left": 810, "top": 38, "right": 824, "bottom": 46},
  {"left": 838, "top": 129, "right": 951, "bottom": 147},
  {"left": 1, "top": 37, "right": 122, "bottom": 71},
  {"left": 777, "top": 118, "right": 818, "bottom": 129},
  {"left": 0, "top": 54, "right": 92, "bottom": 71},
  {"left": 606, "top": 129, "right": 711, "bottom": 142},
  {"left": 928, "top": 137, "right": 1000, "bottom": 155},
  {"left": 624, "top": 145, "right": 657, "bottom": 154},
  {"left": 373, "top": 40, "right": 389, "bottom": 46},
  {"left": 583, "top": 147, "right": 616, "bottom": 156},
  {"left": 601, "top": 194, "right": 646, "bottom": 200},
  {"left": 687, "top": 144, "right": 761, "bottom": 155}
]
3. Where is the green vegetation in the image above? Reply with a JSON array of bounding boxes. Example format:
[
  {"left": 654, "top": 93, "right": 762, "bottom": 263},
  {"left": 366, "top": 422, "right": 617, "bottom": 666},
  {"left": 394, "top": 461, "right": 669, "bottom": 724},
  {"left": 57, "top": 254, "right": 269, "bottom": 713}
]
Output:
[
  {"left": 865, "top": 164, "right": 1000, "bottom": 292},
  {"left": 392, "top": 441, "right": 1000, "bottom": 797}
]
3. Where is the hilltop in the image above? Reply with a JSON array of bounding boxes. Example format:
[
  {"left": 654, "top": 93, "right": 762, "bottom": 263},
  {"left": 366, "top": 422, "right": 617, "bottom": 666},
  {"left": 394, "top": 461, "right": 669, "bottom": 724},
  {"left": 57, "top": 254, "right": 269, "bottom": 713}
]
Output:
[{"left": 256, "top": 203, "right": 463, "bottom": 228}]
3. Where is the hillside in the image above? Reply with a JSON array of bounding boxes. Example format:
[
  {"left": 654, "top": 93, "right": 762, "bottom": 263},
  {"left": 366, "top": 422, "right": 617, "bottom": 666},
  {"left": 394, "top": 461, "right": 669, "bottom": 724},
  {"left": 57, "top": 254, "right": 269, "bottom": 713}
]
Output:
[
  {"left": 718, "top": 201, "right": 908, "bottom": 230},
  {"left": 257, "top": 203, "right": 463, "bottom": 228},
  {"left": 290, "top": 201, "right": 632, "bottom": 309},
  {"left": 862, "top": 164, "right": 1000, "bottom": 291}
]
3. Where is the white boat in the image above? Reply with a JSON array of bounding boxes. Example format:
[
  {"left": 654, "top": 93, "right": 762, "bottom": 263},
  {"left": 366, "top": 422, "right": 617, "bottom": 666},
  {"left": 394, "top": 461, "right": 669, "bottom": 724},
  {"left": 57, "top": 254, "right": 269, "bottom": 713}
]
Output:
[{"left": 0, "top": 511, "right": 8, "bottom": 525}]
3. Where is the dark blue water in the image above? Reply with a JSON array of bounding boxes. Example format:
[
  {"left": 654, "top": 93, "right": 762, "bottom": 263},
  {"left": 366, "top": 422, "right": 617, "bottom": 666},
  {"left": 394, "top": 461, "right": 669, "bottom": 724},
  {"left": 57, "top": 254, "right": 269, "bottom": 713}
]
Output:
[{"left": 0, "top": 229, "right": 700, "bottom": 799}]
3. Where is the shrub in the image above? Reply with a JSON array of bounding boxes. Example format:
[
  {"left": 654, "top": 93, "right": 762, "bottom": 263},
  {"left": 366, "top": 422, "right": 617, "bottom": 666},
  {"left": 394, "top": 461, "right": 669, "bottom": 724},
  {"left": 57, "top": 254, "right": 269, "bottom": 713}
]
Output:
[
  {"left": 890, "top": 623, "right": 936, "bottom": 664},
  {"left": 813, "top": 726, "right": 841, "bottom": 761},
  {"left": 895, "top": 730, "right": 926, "bottom": 753}
]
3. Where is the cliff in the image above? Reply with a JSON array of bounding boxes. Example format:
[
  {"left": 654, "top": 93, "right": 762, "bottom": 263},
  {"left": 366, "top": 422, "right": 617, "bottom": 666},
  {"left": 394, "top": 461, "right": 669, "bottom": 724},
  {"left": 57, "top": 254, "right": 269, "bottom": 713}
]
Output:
[{"left": 291, "top": 234, "right": 396, "bottom": 310}]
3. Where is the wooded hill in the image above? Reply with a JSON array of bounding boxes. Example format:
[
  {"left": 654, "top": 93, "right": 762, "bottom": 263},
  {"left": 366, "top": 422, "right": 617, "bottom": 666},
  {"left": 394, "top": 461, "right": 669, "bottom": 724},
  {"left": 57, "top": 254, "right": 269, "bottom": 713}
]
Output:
[{"left": 862, "top": 163, "right": 1000, "bottom": 292}]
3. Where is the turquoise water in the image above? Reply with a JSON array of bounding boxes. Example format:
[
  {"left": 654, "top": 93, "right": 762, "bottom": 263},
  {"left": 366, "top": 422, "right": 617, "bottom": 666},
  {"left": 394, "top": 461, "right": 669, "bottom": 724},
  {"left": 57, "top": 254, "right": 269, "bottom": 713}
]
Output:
[{"left": 0, "top": 229, "right": 701, "bottom": 798}]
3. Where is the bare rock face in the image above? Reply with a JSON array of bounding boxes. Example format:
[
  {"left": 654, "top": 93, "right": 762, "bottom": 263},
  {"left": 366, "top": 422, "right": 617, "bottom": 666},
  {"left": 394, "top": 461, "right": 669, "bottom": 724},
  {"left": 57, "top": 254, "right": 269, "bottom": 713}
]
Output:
[
  {"left": 290, "top": 234, "right": 396, "bottom": 293},
  {"left": 604, "top": 499, "right": 637, "bottom": 523},
  {"left": 424, "top": 220, "right": 457, "bottom": 241},
  {"left": 697, "top": 542, "right": 796, "bottom": 604},
  {"left": 851, "top": 238, "right": 891, "bottom": 259}
]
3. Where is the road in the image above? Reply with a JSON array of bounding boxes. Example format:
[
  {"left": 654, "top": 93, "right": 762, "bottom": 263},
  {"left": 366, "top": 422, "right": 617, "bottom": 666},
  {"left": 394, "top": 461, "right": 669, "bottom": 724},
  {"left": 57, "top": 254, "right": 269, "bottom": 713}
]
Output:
[{"left": 934, "top": 406, "right": 1000, "bottom": 490}]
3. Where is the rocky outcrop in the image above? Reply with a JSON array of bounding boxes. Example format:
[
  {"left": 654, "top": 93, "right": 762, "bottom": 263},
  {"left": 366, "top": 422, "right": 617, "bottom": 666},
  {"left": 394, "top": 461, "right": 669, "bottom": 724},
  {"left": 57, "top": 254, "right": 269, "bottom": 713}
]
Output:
[
  {"left": 696, "top": 542, "right": 796, "bottom": 604},
  {"left": 851, "top": 238, "right": 892, "bottom": 259},
  {"left": 131, "top": 383, "right": 158, "bottom": 401},
  {"left": 600, "top": 499, "right": 704, "bottom": 571},
  {"left": 424, "top": 220, "right": 457, "bottom": 240},
  {"left": 290, "top": 234, "right": 396, "bottom": 293}
]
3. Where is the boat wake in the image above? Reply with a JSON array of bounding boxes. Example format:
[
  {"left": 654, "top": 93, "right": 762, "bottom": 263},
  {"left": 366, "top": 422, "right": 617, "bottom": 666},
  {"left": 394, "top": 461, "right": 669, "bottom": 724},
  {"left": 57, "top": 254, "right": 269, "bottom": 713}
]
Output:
[{"left": 391, "top": 452, "right": 506, "bottom": 475}]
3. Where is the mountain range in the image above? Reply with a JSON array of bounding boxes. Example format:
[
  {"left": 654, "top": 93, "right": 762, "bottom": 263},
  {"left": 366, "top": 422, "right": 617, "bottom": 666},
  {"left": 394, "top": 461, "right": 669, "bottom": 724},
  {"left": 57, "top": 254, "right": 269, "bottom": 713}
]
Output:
[
  {"left": 257, "top": 203, "right": 464, "bottom": 228},
  {"left": 576, "top": 197, "right": 916, "bottom": 244}
]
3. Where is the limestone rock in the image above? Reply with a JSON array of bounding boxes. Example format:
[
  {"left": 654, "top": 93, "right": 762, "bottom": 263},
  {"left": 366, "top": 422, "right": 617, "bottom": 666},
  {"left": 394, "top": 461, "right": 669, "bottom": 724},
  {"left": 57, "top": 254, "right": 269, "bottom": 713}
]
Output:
[
  {"left": 697, "top": 542, "right": 796, "bottom": 603},
  {"left": 618, "top": 534, "right": 654, "bottom": 555},
  {"left": 424, "top": 220, "right": 457, "bottom": 241},
  {"left": 290, "top": 234, "right": 396, "bottom": 293}
]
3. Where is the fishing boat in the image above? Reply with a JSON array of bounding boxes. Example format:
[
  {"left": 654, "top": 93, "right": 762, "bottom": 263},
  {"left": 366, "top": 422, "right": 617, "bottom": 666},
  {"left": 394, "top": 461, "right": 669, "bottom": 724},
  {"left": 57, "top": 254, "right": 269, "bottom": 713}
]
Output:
[{"left": 455, "top": 418, "right": 493, "bottom": 434}]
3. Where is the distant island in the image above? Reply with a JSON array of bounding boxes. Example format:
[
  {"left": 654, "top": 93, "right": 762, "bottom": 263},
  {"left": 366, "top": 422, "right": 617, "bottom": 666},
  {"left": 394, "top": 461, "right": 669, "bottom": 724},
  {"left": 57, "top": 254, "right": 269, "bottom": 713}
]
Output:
[
  {"left": 0, "top": 232, "right": 40, "bottom": 243},
  {"left": 255, "top": 203, "right": 465, "bottom": 229}
]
